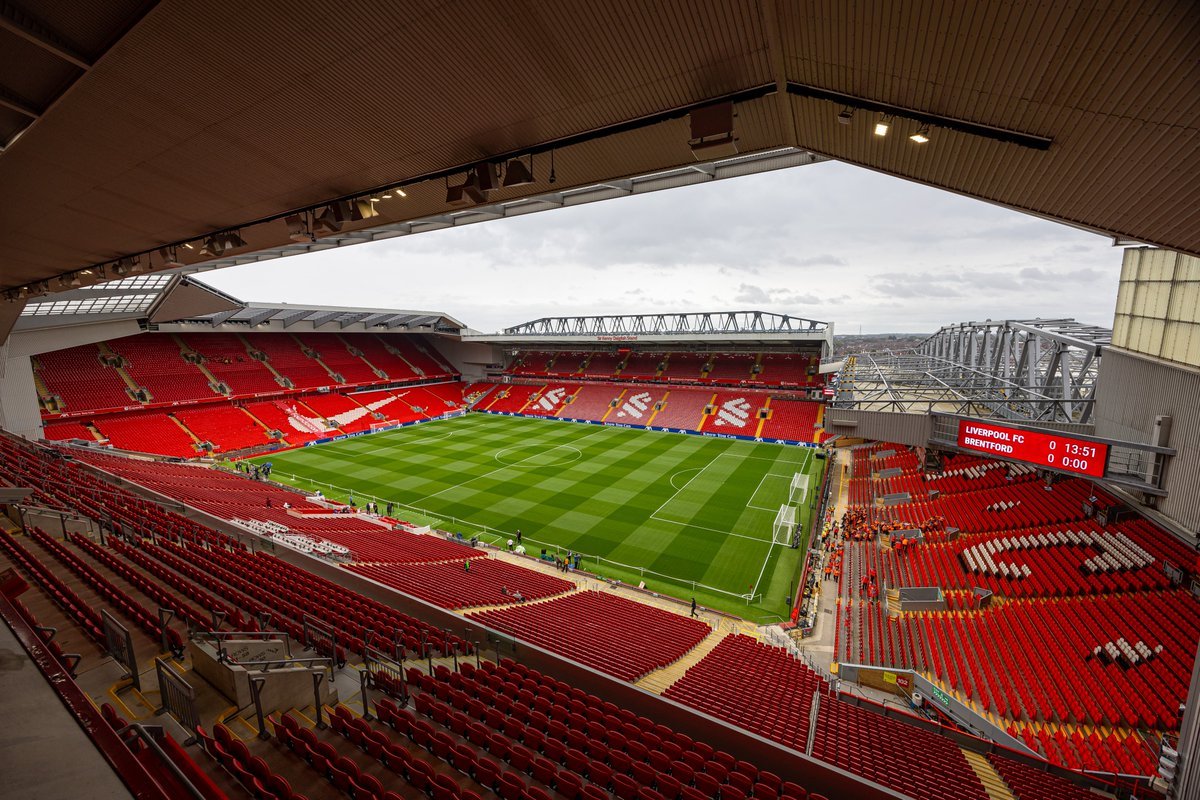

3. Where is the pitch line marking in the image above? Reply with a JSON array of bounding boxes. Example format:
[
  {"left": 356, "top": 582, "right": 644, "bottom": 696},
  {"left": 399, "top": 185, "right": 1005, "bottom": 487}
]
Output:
[
  {"left": 668, "top": 468, "right": 703, "bottom": 490},
  {"left": 495, "top": 445, "right": 582, "bottom": 468},
  {"left": 648, "top": 514, "right": 775, "bottom": 543}
]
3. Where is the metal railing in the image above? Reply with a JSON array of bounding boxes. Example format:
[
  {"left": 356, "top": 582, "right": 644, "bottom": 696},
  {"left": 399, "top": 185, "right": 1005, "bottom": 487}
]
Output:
[
  {"left": 154, "top": 657, "right": 200, "bottom": 743},
  {"left": 115, "top": 723, "right": 209, "bottom": 800},
  {"left": 102, "top": 609, "right": 140, "bottom": 690}
]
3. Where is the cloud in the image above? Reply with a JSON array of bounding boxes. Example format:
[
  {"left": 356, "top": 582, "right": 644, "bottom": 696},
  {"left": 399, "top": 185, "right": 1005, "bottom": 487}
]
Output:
[{"left": 201, "top": 161, "right": 1122, "bottom": 334}]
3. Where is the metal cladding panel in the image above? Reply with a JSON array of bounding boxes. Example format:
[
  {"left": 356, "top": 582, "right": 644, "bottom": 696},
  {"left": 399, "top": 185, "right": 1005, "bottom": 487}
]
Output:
[
  {"left": 1113, "top": 249, "right": 1200, "bottom": 369},
  {"left": 1093, "top": 347, "right": 1200, "bottom": 534},
  {"left": 823, "top": 409, "right": 933, "bottom": 447}
]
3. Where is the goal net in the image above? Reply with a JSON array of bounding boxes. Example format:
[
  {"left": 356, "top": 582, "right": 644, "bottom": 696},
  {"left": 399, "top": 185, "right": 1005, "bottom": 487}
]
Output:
[
  {"left": 772, "top": 504, "right": 797, "bottom": 546},
  {"left": 369, "top": 421, "right": 394, "bottom": 433},
  {"left": 789, "top": 473, "right": 810, "bottom": 505}
]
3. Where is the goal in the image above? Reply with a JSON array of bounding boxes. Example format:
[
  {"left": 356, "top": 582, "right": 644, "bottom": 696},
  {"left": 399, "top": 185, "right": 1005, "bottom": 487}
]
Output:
[
  {"left": 772, "top": 504, "right": 797, "bottom": 546},
  {"left": 370, "top": 421, "right": 395, "bottom": 433},
  {"left": 789, "top": 473, "right": 810, "bottom": 505}
]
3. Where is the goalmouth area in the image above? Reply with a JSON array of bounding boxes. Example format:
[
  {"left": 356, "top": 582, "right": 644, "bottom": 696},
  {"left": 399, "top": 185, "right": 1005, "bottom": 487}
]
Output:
[{"left": 251, "top": 413, "right": 826, "bottom": 622}]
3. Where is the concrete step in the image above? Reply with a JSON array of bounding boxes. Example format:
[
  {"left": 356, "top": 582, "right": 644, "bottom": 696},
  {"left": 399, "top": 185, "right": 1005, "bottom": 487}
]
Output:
[
  {"left": 963, "top": 749, "right": 1017, "bottom": 800},
  {"left": 634, "top": 627, "right": 728, "bottom": 695}
]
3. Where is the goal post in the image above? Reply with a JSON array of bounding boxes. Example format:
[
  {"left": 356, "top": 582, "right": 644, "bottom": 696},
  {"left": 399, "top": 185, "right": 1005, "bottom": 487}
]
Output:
[
  {"left": 369, "top": 421, "right": 394, "bottom": 433},
  {"left": 772, "top": 504, "right": 797, "bottom": 546},
  {"left": 789, "top": 472, "right": 809, "bottom": 505}
]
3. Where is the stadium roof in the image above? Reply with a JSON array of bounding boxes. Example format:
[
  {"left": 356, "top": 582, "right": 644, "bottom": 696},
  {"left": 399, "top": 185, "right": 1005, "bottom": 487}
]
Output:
[
  {"left": 0, "top": 0, "right": 1197, "bottom": 301},
  {"left": 11, "top": 273, "right": 464, "bottom": 334},
  {"left": 468, "top": 311, "right": 832, "bottom": 347}
]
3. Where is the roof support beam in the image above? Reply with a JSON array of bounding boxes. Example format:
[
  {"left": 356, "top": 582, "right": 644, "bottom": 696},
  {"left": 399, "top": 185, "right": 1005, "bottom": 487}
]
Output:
[{"left": 0, "top": 3, "right": 94, "bottom": 70}]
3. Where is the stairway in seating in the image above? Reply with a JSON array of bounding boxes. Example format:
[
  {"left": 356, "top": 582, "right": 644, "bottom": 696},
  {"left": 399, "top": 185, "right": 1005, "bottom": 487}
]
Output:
[
  {"left": 963, "top": 750, "right": 1017, "bottom": 800},
  {"left": 97, "top": 341, "right": 148, "bottom": 401},
  {"left": 290, "top": 334, "right": 342, "bottom": 382},
  {"left": 886, "top": 588, "right": 902, "bottom": 618},
  {"left": 169, "top": 414, "right": 202, "bottom": 447},
  {"left": 634, "top": 628, "right": 728, "bottom": 695},
  {"left": 173, "top": 335, "right": 228, "bottom": 394},
  {"left": 236, "top": 334, "right": 292, "bottom": 388}
]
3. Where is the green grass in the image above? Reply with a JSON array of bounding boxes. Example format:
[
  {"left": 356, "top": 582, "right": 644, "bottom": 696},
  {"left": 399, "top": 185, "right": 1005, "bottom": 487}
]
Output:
[{"left": 252, "top": 413, "right": 825, "bottom": 622}]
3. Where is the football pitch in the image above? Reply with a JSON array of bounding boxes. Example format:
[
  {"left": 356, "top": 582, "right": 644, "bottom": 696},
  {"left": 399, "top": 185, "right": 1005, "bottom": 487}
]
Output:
[{"left": 252, "top": 413, "right": 825, "bottom": 621}]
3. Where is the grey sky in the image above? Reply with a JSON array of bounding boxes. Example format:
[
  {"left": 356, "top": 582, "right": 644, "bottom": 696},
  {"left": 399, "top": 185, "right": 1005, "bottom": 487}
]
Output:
[{"left": 203, "top": 160, "right": 1123, "bottom": 335}]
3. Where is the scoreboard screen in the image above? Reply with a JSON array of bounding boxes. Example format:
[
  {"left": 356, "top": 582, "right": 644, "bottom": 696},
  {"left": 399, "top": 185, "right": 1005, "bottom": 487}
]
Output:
[{"left": 956, "top": 420, "right": 1108, "bottom": 478}]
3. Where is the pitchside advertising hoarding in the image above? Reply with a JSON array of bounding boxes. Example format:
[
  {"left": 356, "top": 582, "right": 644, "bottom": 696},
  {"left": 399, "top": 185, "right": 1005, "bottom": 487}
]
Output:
[{"left": 956, "top": 419, "right": 1108, "bottom": 478}]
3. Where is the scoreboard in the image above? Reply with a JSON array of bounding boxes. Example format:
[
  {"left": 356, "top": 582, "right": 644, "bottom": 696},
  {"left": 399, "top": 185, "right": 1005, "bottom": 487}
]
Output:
[{"left": 956, "top": 420, "right": 1108, "bottom": 478}]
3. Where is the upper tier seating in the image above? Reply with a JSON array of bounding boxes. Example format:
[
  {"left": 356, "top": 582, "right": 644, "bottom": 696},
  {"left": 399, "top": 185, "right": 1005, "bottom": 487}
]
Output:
[
  {"left": 93, "top": 411, "right": 197, "bottom": 458},
  {"left": 705, "top": 353, "right": 757, "bottom": 382},
  {"left": 508, "top": 351, "right": 556, "bottom": 375},
  {"left": 345, "top": 335, "right": 423, "bottom": 382},
  {"left": 619, "top": 352, "right": 663, "bottom": 380},
  {"left": 659, "top": 352, "right": 707, "bottom": 382},
  {"left": 35, "top": 344, "right": 133, "bottom": 413},
  {"left": 378, "top": 334, "right": 456, "bottom": 380},
  {"left": 582, "top": 352, "right": 622, "bottom": 377},
  {"left": 295, "top": 333, "right": 381, "bottom": 385},
  {"left": 107, "top": 334, "right": 218, "bottom": 403},
  {"left": 469, "top": 591, "right": 711, "bottom": 681},
  {"left": 173, "top": 405, "right": 274, "bottom": 452},
  {"left": 242, "top": 333, "right": 335, "bottom": 389},
  {"left": 346, "top": 559, "right": 574, "bottom": 609},
  {"left": 758, "top": 353, "right": 820, "bottom": 386},
  {"left": 178, "top": 333, "right": 282, "bottom": 395}
]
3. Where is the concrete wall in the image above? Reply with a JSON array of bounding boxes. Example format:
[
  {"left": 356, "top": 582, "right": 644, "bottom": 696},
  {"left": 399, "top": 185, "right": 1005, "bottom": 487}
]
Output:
[
  {"left": 1093, "top": 347, "right": 1200, "bottom": 535},
  {"left": 0, "top": 317, "right": 142, "bottom": 440},
  {"left": 431, "top": 336, "right": 501, "bottom": 382}
]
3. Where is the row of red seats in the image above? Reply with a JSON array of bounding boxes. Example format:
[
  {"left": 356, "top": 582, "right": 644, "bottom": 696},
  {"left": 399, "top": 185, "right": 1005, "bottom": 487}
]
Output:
[
  {"left": 346, "top": 559, "right": 573, "bottom": 609},
  {"left": 25, "top": 527, "right": 184, "bottom": 653},
  {"left": 70, "top": 532, "right": 211, "bottom": 631},
  {"left": 199, "top": 722, "right": 301, "bottom": 800},
  {"left": 179, "top": 332, "right": 283, "bottom": 395},
  {"left": 98, "top": 704, "right": 227, "bottom": 800},
  {"left": 174, "top": 404, "right": 276, "bottom": 452},
  {"left": 413, "top": 658, "right": 821, "bottom": 800},
  {"left": 107, "top": 333, "right": 219, "bottom": 404},
  {"left": 663, "top": 635, "right": 828, "bottom": 751},
  {"left": 912, "top": 591, "right": 1199, "bottom": 729},
  {"left": 469, "top": 591, "right": 711, "bottom": 681},
  {"left": 506, "top": 350, "right": 824, "bottom": 389},
  {"left": 987, "top": 752, "right": 1105, "bottom": 800},
  {"left": 93, "top": 410, "right": 198, "bottom": 457},
  {"left": 35, "top": 343, "right": 134, "bottom": 412},
  {"left": 0, "top": 531, "right": 104, "bottom": 644}
]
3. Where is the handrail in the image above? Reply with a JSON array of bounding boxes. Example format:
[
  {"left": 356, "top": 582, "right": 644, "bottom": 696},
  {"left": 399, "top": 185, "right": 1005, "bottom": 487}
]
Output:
[{"left": 113, "top": 723, "right": 212, "bottom": 800}]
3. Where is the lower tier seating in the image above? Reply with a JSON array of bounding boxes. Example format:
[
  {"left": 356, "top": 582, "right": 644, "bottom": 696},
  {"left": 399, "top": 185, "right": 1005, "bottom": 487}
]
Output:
[
  {"left": 93, "top": 411, "right": 198, "bottom": 457},
  {"left": 346, "top": 559, "right": 574, "bottom": 609},
  {"left": 469, "top": 591, "right": 711, "bottom": 681},
  {"left": 174, "top": 404, "right": 275, "bottom": 452}
]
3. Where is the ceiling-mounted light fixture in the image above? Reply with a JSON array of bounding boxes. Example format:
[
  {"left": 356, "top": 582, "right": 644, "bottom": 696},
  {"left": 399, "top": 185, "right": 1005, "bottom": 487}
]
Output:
[
  {"left": 285, "top": 213, "right": 313, "bottom": 243},
  {"left": 113, "top": 257, "right": 137, "bottom": 277},
  {"left": 502, "top": 155, "right": 534, "bottom": 187},
  {"left": 222, "top": 230, "right": 247, "bottom": 250},
  {"left": 837, "top": 106, "right": 854, "bottom": 125},
  {"left": 395, "top": 188, "right": 407, "bottom": 198},
  {"left": 158, "top": 246, "right": 184, "bottom": 268},
  {"left": 909, "top": 125, "right": 930, "bottom": 143},
  {"left": 199, "top": 235, "right": 225, "bottom": 257},
  {"left": 353, "top": 199, "right": 380, "bottom": 219},
  {"left": 874, "top": 114, "right": 891, "bottom": 137},
  {"left": 183, "top": 242, "right": 194, "bottom": 250},
  {"left": 548, "top": 150, "right": 556, "bottom": 184}
]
